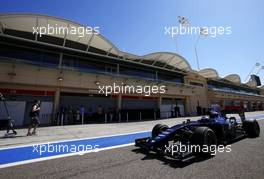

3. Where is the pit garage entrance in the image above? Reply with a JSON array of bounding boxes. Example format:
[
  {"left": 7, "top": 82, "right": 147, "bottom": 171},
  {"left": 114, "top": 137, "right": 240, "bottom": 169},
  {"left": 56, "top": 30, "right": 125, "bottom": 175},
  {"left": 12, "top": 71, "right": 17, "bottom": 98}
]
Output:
[
  {"left": 160, "top": 97, "right": 186, "bottom": 118},
  {"left": 59, "top": 93, "right": 162, "bottom": 123}
]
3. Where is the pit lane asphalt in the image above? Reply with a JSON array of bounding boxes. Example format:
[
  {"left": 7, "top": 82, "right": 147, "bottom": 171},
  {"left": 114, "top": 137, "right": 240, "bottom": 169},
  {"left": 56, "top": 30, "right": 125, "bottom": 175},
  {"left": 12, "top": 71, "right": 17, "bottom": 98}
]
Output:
[{"left": 1, "top": 120, "right": 264, "bottom": 179}]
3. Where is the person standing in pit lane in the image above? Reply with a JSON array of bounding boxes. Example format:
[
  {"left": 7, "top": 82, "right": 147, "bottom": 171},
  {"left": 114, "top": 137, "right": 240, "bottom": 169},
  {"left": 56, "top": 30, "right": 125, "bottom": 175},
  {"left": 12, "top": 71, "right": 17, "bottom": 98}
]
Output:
[{"left": 27, "top": 99, "right": 41, "bottom": 136}]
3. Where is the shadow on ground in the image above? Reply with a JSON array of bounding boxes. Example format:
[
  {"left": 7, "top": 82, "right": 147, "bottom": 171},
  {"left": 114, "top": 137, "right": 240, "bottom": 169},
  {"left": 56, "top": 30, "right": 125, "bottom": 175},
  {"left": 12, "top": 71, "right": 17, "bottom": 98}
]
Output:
[
  {"left": 0, "top": 134, "right": 27, "bottom": 139},
  {"left": 132, "top": 148, "right": 213, "bottom": 168}
]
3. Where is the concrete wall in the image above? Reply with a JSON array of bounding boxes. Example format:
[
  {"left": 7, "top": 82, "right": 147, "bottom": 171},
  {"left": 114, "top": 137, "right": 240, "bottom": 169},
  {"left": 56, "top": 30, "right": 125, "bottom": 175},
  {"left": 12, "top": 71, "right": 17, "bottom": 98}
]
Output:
[
  {"left": 0, "top": 61, "right": 197, "bottom": 118},
  {"left": 185, "top": 72, "right": 209, "bottom": 115}
]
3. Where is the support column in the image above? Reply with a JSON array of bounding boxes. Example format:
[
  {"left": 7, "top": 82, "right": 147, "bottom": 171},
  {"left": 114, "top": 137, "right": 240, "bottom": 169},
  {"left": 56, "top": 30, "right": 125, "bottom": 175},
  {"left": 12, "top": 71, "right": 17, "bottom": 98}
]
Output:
[
  {"left": 117, "top": 94, "right": 122, "bottom": 122},
  {"left": 157, "top": 95, "right": 162, "bottom": 109},
  {"left": 248, "top": 101, "right": 252, "bottom": 111},
  {"left": 117, "top": 94, "right": 122, "bottom": 110},
  {"left": 185, "top": 96, "right": 191, "bottom": 116},
  {"left": 221, "top": 99, "right": 225, "bottom": 111},
  {"left": 53, "top": 88, "right": 61, "bottom": 123},
  {"left": 240, "top": 100, "right": 244, "bottom": 110}
]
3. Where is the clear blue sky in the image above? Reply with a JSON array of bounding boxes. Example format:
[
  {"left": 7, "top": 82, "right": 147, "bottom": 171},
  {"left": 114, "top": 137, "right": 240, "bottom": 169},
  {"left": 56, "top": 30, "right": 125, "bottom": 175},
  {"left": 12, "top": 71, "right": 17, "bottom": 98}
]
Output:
[{"left": 1, "top": 0, "right": 263, "bottom": 83}]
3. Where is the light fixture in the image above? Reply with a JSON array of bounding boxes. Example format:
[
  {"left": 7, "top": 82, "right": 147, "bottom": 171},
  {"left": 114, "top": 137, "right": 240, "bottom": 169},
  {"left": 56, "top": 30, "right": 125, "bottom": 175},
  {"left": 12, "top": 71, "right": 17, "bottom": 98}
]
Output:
[
  {"left": 57, "top": 71, "right": 63, "bottom": 81},
  {"left": 177, "top": 16, "right": 190, "bottom": 27},
  {"left": 94, "top": 81, "right": 100, "bottom": 85},
  {"left": 57, "top": 76, "right": 63, "bottom": 81}
]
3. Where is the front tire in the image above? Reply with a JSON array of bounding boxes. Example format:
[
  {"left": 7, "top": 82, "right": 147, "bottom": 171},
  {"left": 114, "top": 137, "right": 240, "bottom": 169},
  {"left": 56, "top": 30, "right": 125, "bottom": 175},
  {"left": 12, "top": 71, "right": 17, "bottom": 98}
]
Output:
[
  {"left": 192, "top": 127, "right": 217, "bottom": 156},
  {"left": 152, "top": 124, "right": 169, "bottom": 138}
]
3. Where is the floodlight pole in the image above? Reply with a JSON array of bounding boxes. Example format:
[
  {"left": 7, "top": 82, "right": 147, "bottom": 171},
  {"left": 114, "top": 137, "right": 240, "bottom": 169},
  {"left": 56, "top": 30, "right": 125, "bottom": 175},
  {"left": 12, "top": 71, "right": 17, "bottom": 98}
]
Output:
[
  {"left": 194, "top": 27, "right": 207, "bottom": 71},
  {"left": 176, "top": 16, "right": 190, "bottom": 53},
  {"left": 244, "top": 63, "right": 260, "bottom": 82},
  {"left": 194, "top": 35, "right": 201, "bottom": 70},
  {"left": 175, "top": 35, "right": 179, "bottom": 53}
]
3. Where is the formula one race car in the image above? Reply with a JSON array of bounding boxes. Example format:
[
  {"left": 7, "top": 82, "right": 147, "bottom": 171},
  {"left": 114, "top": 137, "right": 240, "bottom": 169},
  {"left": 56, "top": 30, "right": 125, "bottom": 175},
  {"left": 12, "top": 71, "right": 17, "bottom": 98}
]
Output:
[{"left": 135, "top": 110, "right": 260, "bottom": 162}]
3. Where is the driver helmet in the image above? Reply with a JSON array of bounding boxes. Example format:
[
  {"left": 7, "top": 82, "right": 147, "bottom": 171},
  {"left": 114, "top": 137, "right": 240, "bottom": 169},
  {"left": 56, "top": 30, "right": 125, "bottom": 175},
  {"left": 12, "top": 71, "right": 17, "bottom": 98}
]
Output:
[{"left": 209, "top": 110, "right": 219, "bottom": 118}]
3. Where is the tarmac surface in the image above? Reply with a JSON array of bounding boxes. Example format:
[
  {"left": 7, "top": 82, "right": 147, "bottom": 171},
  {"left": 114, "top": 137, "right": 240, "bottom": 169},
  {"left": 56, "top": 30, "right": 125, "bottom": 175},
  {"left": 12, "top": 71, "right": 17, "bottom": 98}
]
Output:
[{"left": 0, "top": 112, "right": 264, "bottom": 179}]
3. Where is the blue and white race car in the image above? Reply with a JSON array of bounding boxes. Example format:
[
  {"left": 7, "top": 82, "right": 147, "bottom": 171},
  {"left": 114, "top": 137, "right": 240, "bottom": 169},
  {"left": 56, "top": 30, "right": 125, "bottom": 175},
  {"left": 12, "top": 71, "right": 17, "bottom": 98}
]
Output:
[{"left": 135, "top": 111, "right": 260, "bottom": 162}]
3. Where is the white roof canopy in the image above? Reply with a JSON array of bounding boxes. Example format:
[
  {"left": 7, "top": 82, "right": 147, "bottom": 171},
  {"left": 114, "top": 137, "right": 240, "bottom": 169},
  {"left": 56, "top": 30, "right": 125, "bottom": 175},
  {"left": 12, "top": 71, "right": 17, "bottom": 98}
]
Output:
[
  {"left": 0, "top": 14, "right": 120, "bottom": 56},
  {"left": 224, "top": 74, "right": 241, "bottom": 83},
  {"left": 142, "top": 52, "right": 192, "bottom": 71},
  {"left": 120, "top": 51, "right": 141, "bottom": 60},
  {"left": 198, "top": 68, "right": 219, "bottom": 79},
  {"left": 0, "top": 14, "right": 193, "bottom": 72}
]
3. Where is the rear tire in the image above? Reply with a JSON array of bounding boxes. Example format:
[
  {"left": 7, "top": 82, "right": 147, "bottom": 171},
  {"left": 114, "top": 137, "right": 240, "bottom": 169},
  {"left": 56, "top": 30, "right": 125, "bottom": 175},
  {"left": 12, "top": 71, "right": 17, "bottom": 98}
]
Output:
[
  {"left": 243, "top": 120, "right": 260, "bottom": 138},
  {"left": 152, "top": 124, "right": 169, "bottom": 138}
]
